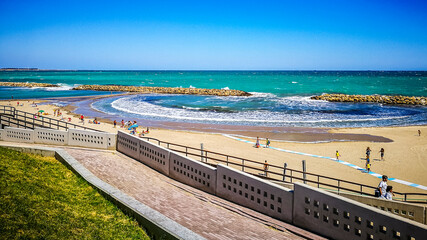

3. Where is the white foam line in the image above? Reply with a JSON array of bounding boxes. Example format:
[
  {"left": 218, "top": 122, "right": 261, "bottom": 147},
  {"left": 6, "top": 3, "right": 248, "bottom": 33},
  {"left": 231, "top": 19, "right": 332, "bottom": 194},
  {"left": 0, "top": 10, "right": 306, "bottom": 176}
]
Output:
[{"left": 223, "top": 134, "right": 427, "bottom": 192}]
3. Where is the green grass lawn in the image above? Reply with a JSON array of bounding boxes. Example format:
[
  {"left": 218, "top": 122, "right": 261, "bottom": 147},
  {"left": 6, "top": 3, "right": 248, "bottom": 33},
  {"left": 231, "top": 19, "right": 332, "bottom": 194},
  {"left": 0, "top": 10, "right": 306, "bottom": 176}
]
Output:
[{"left": 0, "top": 147, "right": 150, "bottom": 239}]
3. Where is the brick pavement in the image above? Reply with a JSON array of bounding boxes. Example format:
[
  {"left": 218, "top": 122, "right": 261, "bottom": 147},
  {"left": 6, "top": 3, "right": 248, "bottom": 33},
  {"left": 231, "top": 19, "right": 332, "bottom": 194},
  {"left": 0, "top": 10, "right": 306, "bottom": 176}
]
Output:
[{"left": 63, "top": 147, "right": 326, "bottom": 240}]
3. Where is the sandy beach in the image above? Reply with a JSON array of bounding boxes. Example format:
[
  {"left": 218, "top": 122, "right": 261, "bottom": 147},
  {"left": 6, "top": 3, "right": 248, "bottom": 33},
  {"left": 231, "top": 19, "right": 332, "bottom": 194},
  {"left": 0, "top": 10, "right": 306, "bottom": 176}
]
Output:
[{"left": 2, "top": 97, "right": 426, "bottom": 196}]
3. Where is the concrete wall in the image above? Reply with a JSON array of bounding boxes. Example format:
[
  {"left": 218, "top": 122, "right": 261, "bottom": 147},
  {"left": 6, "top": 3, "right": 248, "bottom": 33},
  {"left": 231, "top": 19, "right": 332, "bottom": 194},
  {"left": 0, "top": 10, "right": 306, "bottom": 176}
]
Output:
[
  {"left": 169, "top": 152, "right": 217, "bottom": 195},
  {"left": 117, "top": 131, "right": 139, "bottom": 159},
  {"left": 293, "top": 182, "right": 427, "bottom": 240},
  {"left": 68, "top": 129, "right": 108, "bottom": 149},
  {"left": 216, "top": 164, "right": 294, "bottom": 223},
  {"left": 1, "top": 127, "right": 115, "bottom": 150},
  {"left": 106, "top": 133, "right": 117, "bottom": 150},
  {"left": 34, "top": 128, "right": 68, "bottom": 145},
  {"left": 138, "top": 137, "right": 170, "bottom": 175},
  {"left": 3, "top": 127, "right": 34, "bottom": 143},
  {"left": 340, "top": 193, "right": 426, "bottom": 224}
]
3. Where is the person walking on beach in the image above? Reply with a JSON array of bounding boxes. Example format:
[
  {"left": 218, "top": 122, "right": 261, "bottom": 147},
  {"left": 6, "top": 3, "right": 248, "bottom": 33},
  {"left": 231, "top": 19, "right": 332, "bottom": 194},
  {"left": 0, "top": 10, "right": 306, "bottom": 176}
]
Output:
[
  {"left": 377, "top": 175, "right": 388, "bottom": 198},
  {"left": 113, "top": 120, "right": 117, "bottom": 128},
  {"left": 418, "top": 130, "right": 421, "bottom": 136},
  {"left": 366, "top": 147, "right": 371, "bottom": 159},
  {"left": 265, "top": 138, "right": 270, "bottom": 148},
  {"left": 263, "top": 160, "right": 269, "bottom": 177},
  {"left": 121, "top": 119, "right": 124, "bottom": 128},
  {"left": 366, "top": 162, "right": 371, "bottom": 173},
  {"left": 255, "top": 137, "right": 260, "bottom": 148},
  {"left": 379, "top": 148, "right": 385, "bottom": 161},
  {"left": 80, "top": 115, "right": 84, "bottom": 124},
  {"left": 336, "top": 150, "right": 340, "bottom": 160}
]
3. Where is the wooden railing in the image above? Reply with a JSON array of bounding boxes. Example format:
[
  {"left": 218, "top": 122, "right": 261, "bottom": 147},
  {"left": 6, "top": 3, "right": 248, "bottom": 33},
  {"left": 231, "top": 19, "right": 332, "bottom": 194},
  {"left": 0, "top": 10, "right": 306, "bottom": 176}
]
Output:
[{"left": 141, "top": 137, "right": 427, "bottom": 203}]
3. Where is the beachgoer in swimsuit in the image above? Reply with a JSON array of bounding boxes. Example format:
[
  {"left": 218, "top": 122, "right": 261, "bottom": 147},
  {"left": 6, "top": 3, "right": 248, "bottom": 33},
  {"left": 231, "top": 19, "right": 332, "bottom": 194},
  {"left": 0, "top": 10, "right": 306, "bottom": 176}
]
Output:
[
  {"left": 263, "top": 160, "right": 269, "bottom": 177},
  {"left": 379, "top": 148, "right": 385, "bottom": 161},
  {"left": 265, "top": 138, "right": 270, "bottom": 148},
  {"left": 366, "top": 147, "right": 371, "bottom": 158}
]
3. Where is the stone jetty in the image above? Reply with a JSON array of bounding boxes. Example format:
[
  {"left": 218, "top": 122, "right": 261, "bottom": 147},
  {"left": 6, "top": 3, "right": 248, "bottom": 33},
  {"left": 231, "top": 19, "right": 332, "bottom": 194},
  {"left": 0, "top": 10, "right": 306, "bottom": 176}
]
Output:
[
  {"left": 73, "top": 84, "right": 252, "bottom": 96},
  {"left": 311, "top": 93, "right": 426, "bottom": 105},
  {"left": 0, "top": 81, "right": 59, "bottom": 88}
]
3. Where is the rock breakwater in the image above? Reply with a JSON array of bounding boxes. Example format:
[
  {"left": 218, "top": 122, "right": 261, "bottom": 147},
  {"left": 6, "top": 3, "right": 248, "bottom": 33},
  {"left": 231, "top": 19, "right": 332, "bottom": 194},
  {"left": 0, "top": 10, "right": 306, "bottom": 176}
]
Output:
[
  {"left": 0, "top": 81, "right": 59, "bottom": 88},
  {"left": 311, "top": 94, "right": 426, "bottom": 105},
  {"left": 73, "top": 84, "right": 252, "bottom": 96}
]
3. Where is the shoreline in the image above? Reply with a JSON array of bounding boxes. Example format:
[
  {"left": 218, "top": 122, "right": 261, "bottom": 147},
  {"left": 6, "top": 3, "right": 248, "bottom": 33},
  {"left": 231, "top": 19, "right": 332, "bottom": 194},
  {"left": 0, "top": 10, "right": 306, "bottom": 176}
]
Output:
[
  {"left": 47, "top": 94, "right": 394, "bottom": 143},
  {"left": 1, "top": 95, "right": 426, "bottom": 194}
]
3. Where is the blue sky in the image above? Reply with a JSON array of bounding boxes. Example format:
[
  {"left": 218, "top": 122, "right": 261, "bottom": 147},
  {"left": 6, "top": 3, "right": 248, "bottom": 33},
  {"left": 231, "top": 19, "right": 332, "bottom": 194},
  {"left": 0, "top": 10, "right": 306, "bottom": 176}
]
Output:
[{"left": 1, "top": 0, "right": 426, "bottom": 70}]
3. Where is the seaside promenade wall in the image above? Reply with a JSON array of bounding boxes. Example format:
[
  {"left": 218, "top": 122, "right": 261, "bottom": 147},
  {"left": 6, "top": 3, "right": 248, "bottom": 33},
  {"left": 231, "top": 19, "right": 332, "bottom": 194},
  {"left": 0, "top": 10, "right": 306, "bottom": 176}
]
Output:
[
  {"left": 0, "top": 127, "right": 115, "bottom": 150},
  {"left": 1, "top": 128, "right": 425, "bottom": 239},
  {"left": 115, "top": 131, "right": 427, "bottom": 239},
  {"left": 293, "top": 183, "right": 426, "bottom": 240},
  {"left": 339, "top": 193, "right": 426, "bottom": 224}
]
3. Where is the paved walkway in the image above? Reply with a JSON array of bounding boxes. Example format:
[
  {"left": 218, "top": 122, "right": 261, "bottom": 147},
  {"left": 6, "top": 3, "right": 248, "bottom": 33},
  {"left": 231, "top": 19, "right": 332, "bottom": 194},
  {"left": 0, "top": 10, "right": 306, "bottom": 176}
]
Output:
[{"left": 62, "top": 147, "right": 325, "bottom": 240}]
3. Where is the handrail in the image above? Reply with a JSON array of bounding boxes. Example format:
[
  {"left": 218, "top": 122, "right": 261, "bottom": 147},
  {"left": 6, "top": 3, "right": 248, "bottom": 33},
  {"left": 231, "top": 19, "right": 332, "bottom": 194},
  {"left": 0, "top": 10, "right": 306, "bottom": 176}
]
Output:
[
  {"left": 0, "top": 105, "right": 101, "bottom": 132},
  {"left": 141, "top": 137, "right": 427, "bottom": 203}
]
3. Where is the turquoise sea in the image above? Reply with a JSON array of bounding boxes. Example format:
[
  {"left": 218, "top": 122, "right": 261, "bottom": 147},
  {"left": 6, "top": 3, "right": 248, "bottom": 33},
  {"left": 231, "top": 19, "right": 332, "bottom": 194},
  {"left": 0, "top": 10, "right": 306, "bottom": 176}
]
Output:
[{"left": 1, "top": 71, "right": 426, "bottom": 128}]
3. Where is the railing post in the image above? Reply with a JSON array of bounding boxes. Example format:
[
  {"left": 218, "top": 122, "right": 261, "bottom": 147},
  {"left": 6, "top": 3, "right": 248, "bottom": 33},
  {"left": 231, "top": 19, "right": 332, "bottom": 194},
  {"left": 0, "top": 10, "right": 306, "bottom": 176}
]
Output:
[
  {"left": 185, "top": 147, "right": 188, "bottom": 156},
  {"left": 242, "top": 159, "right": 244, "bottom": 171},
  {"left": 317, "top": 176, "right": 320, "bottom": 188},
  {"left": 302, "top": 160, "right": 306, "bottom": 184},
  {"left": 404, "top": 194, "right": 407, "bottom": 201},
  {"left": 338, "top": 180, "right": 340, "bottom": 194},
  {"left": 290, "top": 170, "right": 293, "bottom": 183},
  {"left": 360, "top": 185, "right": 363, "bottom": 195},
  {"left": 226, "top": 156, "right": 229, "bottom": 166},
  {"left": 283, "top": 163, "right": 287, "bottom": 182},
  {"left": 200, "top": 143, "right": 204, "bottom": 162}
]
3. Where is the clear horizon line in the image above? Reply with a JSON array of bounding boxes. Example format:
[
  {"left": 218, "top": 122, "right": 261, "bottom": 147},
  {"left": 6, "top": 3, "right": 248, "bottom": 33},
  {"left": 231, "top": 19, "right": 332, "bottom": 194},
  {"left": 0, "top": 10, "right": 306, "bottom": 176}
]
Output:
[{"left": 1, "top": 68, "right": 427, "bottom": 72}]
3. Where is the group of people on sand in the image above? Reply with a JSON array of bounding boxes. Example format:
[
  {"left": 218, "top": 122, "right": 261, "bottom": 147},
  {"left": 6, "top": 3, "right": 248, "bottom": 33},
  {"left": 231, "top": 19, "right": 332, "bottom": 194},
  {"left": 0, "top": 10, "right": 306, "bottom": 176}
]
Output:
[
  {"left": 365, "top": 147, "right": 385, "bottom": 173},
  {"left": 114, "top": 119, "right": 150, "bottom": 137},
  {"left": 335, "top": 147, "right": 385, "bottom": 173},
  {"left": 255, "top": 136, "right": 271, "bottom": 148}
]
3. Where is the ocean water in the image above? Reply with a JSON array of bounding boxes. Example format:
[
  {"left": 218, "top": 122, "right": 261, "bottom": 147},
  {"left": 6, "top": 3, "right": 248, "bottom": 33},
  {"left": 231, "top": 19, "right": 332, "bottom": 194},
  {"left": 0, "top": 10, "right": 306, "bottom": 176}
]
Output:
[{"left": 1, "top": 71, "right": 426, "bottom": 128}]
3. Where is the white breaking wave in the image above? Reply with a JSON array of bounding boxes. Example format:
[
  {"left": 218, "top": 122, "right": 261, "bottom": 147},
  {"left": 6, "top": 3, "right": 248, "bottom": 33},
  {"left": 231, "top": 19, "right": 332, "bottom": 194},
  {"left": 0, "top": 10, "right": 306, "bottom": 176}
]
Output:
[{"left": 109, "top": 95, "right": 409, "bottom": 125}]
